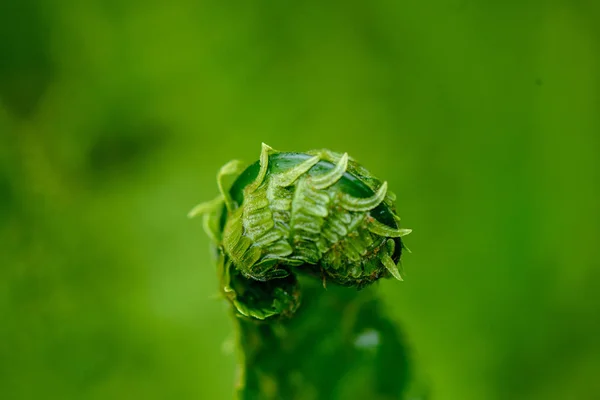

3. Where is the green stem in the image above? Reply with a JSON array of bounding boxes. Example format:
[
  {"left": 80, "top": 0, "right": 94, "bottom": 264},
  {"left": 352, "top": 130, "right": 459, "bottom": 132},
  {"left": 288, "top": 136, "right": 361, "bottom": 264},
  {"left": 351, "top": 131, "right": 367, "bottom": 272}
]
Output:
[{"left": 235, "top": 277, "right": 411, "bottom": 400}]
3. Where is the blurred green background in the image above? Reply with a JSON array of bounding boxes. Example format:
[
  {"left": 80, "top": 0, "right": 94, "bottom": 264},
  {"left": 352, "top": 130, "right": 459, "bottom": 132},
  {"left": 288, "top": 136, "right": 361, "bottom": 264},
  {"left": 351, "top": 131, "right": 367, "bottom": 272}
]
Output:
[{"left": 2, "top": 0, "right": 599, "bottom": 399}]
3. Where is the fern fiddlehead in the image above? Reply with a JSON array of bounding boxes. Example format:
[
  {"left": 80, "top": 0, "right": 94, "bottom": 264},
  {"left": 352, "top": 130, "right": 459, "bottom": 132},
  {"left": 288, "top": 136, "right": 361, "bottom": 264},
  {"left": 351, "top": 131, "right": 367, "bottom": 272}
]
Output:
[{"left": 190, "top": 143, "right": 413, "bottom": 399}]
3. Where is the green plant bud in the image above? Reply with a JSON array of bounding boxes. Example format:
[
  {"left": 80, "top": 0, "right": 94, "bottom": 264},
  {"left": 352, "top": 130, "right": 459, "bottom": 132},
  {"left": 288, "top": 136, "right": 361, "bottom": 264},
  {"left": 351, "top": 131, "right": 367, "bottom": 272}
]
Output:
[{"left": 190, "top": 144, "right": 411, "bottom": 320}]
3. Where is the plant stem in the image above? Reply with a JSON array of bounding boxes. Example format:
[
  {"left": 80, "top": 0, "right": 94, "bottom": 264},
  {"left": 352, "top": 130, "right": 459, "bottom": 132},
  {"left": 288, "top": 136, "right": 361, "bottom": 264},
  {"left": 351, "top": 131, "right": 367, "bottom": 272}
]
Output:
[{"left": 235, "top": 277, "right": 411, "bottom": 400}]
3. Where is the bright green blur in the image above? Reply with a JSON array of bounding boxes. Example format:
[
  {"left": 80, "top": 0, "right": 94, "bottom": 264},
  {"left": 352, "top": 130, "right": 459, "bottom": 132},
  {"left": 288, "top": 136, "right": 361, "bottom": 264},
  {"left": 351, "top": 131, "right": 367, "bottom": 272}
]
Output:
[{"left": 1, "top": 1, "right": 599, "bottom": 399}]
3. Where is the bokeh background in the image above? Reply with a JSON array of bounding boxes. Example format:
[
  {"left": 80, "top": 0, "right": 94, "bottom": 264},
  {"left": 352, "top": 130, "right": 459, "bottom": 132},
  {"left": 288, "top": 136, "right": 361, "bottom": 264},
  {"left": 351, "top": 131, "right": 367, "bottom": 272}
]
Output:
[{"left": 2, "top": 1, "right": 599, "bottom": 399}]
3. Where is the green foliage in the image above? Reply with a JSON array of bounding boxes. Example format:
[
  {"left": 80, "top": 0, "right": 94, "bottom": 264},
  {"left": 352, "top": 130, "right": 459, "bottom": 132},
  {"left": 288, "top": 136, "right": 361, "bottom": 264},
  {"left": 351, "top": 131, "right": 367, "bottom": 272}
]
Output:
[
  {"left": 2, "top": 1, "right": 600, "bottom": 399},
  {"left": 191, "top": 144, "right": 411, "bottom": 321},
  {"left": 191, "top": 145, "right": 414, "bottom": 398}
]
